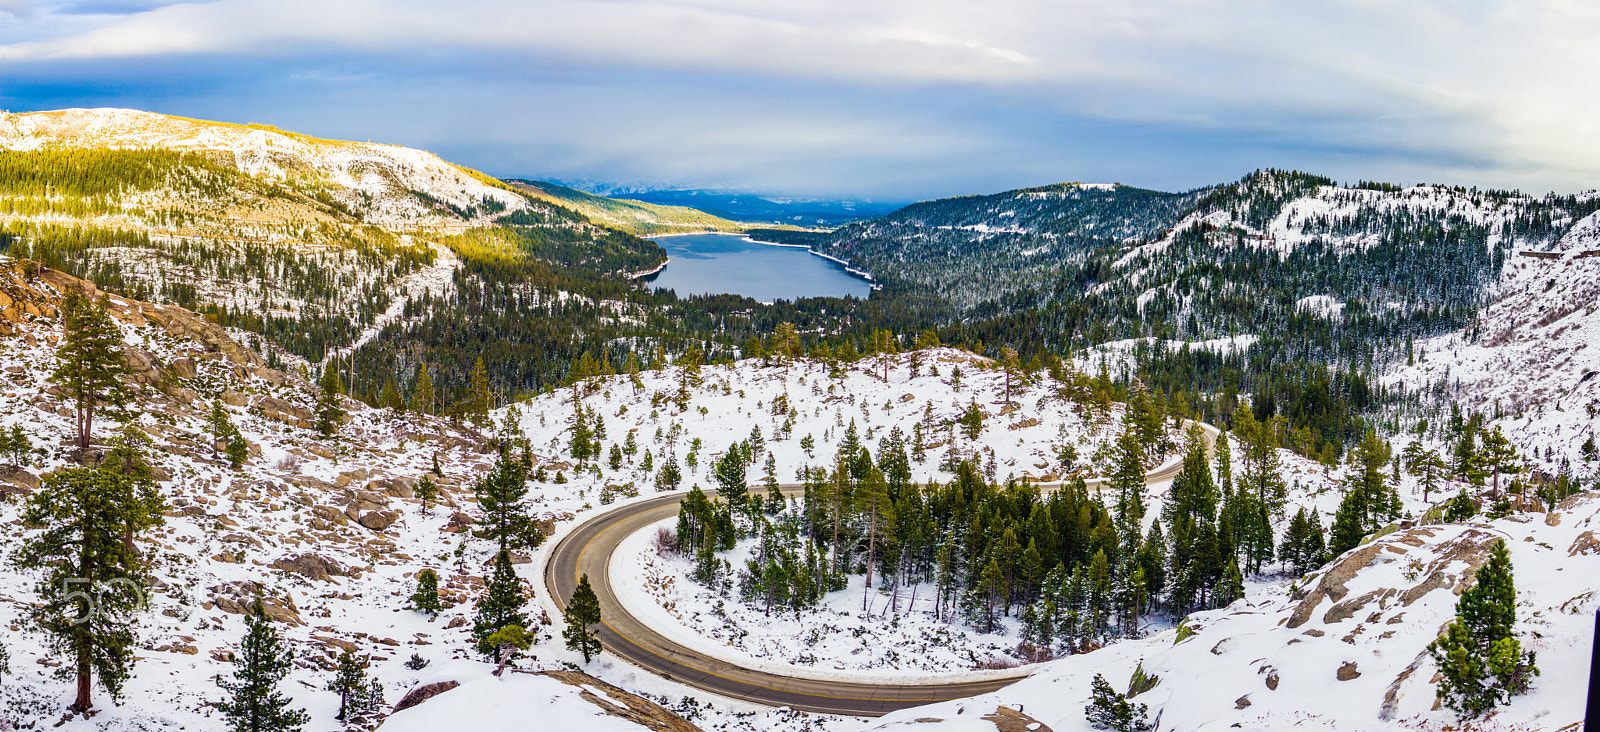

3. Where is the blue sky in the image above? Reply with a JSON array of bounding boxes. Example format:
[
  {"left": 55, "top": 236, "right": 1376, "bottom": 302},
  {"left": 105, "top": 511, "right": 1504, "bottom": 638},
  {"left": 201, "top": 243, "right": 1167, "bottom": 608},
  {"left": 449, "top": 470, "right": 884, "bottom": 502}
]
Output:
[{"left": 2, "top": 0, "right": 1597, "bottom": 201}]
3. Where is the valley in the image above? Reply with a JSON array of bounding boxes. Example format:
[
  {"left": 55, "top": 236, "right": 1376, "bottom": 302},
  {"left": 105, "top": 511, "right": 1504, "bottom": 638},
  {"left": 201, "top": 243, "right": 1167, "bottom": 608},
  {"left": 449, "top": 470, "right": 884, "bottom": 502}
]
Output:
[{"left": 0, "top": 108, "right": 1594, "bottom": 732}]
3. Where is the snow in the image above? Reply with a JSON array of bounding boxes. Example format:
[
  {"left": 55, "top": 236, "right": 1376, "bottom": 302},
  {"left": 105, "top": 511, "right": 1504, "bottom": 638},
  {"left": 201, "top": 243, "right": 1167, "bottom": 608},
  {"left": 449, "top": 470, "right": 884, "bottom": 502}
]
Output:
[
  {"left": 1075, "top": 336, "right": 1258, "bottom": 379},
  {"left": 0, "top": 108, "right": 531, "bottom": 229},
  {"left": 380, "top": 666, "right": 664, "bottom": 732},
  {"left": 862, "top": 496, "right": 1600, "bottom": 732},
  {"left": 1296, "top": 295, "right": 1345, "bottom": 318},
  {"left": 0, "top": 267, "right": 852, "bottom": 732},
  {"left": 610, "top": 516, "right": 1037, "bottom": 683},
  {"left": 1384, "top": 209, "right": 1600, "bottom": 472}
]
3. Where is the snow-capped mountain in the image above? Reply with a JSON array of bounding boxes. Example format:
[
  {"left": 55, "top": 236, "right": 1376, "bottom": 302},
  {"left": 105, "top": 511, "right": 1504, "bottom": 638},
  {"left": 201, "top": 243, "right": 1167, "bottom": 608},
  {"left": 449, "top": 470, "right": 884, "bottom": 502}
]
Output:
[{"left": 0, "top": 108, "right": 532, "bottom": 229}]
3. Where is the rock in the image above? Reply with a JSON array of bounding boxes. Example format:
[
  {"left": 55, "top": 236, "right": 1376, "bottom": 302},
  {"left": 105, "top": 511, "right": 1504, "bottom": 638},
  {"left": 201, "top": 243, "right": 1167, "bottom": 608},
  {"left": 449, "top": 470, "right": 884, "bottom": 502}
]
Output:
[
  {"left": 1234, "top": 695, "right": 1252, "bottom": 709},
  {"left": 370, "top": 477, "right": 416, "bottom": 499},
  {"left": 219, "top": 389, "right": 248, "bottom": 407},
  {"left": 256, "top": 396, "right": 316, "bottom": 430},
  {"left": 541, "top": 670, "right": 705, "bottom": 732},
  {"left": 219, "top": 532, "right": 262, "bottom": 548},
  {"left": 1337, "top": 661, "right": 1361, "bottom": 681},
  {"left": 336, "top": 469, "right": 372, "bottom": 487},
  {"left": 508, "top": 552, "right": 531, "bottom": 565},
  {"left": 208, "top": 581, "right": 300, "bottom": 625},
  {"left": 358, "top": 510, "right": 398, "bottom": 531},
  {"left": 392, "top": 680, "right": 461, "bottom": 713},
  {"left": 171, "top": 357, "right": 197, "bottom": 379},
  {"left": 442, "top": 512, "right": 477, "bottom": 533},
  {"left": 979, "top": 705, "right": 1052, "bottom": 732},
  {"left": 271, "top": 553, "right": 347, "bottom": 582},
  {"left": 1569, "top": 530, "right": 1600, "bottom": 557},
  {"left": 311, "top": 505, "right": 350, "bottom": 526},
  {"left": 0, "top": 465, "right": 41, "bottom": 495}
]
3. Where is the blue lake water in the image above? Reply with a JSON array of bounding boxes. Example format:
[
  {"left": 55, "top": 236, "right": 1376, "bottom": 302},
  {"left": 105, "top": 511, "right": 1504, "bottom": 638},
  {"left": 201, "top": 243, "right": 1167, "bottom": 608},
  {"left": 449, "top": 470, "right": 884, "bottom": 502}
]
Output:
[{"left": 641, "top": 233, "right": 872, "bottom": 302}]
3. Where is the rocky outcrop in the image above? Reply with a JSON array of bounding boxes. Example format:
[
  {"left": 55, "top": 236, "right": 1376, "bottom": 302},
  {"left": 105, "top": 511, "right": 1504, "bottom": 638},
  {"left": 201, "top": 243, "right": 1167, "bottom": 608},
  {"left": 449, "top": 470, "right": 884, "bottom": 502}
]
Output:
[
  {"left": 0, "top": 465, "right": 40, "bottom": 495},
  {"left": 540, "top": 671, "right": 704, "bottom": 732},
  {"left": 392, "top": 680, "right": 461, "bottom": 713},
  {"left": 271, "top": 553, "right": 348, "bottom": 582},
  {"left": 207, "top": 581, "right": 301, "bottom": 625}
]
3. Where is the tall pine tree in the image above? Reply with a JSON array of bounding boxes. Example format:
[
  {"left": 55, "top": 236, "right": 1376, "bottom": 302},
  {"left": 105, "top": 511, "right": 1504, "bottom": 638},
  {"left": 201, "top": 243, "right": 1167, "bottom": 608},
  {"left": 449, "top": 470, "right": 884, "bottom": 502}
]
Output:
[
  {"left": 12, "top": 456, "right": 165, "bottom": 712},
  {"left": 474, "top": 550, "right": 530, "bottom": 662},
  {"left": 216, "top": 601, "right": 308, "bottom": 732},
  {"left": 562, "top": 574, "right": 604, "bottom": 663},
  {"left": 1429, "top": 540, "right": 1537, "bottom": 717},
  {"left": 51, "top": 291, "right": 132, "bottom": 450}
]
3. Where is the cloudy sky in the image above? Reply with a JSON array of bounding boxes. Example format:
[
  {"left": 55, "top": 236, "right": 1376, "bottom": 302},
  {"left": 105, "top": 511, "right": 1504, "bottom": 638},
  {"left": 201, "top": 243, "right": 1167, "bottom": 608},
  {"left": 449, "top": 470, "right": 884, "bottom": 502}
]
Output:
[{"left": 2, "top": 0, "right": 1597, "bottom": 201}]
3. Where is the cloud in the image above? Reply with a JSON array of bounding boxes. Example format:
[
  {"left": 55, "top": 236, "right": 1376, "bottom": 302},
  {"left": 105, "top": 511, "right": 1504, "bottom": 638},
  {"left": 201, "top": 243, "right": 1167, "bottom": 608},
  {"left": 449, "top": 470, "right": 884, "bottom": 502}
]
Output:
[{"left": 0, "top": 0, "right": 1597, "bottom": 196}]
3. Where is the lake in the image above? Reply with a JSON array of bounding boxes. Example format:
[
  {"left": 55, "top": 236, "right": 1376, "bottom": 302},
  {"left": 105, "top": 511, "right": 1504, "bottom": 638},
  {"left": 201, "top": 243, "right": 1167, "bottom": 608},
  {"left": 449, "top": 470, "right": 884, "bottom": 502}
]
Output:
[{"left": 640, "top": 233, "right": 873, "bottom": 302}]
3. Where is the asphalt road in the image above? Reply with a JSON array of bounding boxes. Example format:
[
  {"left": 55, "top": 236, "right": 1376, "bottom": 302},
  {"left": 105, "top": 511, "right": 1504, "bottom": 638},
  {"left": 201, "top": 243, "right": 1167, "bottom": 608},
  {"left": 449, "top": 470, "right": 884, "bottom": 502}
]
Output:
[{"left": 544, "top": 423, "right": 1217, "bottom": 717}]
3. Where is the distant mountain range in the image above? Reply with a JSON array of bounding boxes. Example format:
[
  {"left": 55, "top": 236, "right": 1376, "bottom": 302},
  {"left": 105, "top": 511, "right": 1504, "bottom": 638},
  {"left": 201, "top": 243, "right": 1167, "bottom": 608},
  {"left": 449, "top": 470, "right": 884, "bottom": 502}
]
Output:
[{"left": 549, "top": 181, "right": 905, "bottom": 226}]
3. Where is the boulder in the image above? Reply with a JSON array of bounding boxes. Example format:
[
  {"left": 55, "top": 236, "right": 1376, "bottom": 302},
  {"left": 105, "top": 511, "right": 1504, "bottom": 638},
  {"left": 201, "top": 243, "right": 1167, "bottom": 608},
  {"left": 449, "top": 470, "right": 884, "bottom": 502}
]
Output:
[
  {"left": 219, "top": 389, "right": 249, "bottom": 407},
  {"left": 271, "top": 553, "right": 347, "bottom": 582},
  {"left": 358, "top": 510, "right": 398, "bottom": 531},
  {"left": 208, "top": 581, "right": 300, "bottom": 625},
  {"left": 392, "top": 680, "right": 460, "bottom": 713},
  {"left": 171, "top": 358, "right": 197, "bottom": 379},
  {"left": 256, "top": 397, "right": 316, "bottom": 429},
  {"left": 442, "top": 512, "right": 477, "bottom": 533},
  {"left": 0, "top": 465, "right": 40, "bottom": 495}
]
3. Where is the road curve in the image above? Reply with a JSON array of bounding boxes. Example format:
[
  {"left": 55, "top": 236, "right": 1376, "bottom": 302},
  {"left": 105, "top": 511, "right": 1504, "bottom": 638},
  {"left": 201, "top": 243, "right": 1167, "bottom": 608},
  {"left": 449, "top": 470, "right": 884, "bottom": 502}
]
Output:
[{"left": 544, "top": 423, "right": 1218, "bottom": 717}]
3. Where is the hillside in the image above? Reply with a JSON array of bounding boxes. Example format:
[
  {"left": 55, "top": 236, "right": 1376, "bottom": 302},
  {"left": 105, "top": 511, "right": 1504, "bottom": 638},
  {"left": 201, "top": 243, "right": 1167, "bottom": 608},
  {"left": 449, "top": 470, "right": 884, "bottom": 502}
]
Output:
[
  {"left": 0, "top": 259, "right": 847, "bottom": 731},
  {"left": 864, "top": 495, "right": 1598, "bottom": 731},
  {"left": 1384, "top": 207, "right": 1600, "bottom": 470},
  {"left": 0, "top": 107, "right": 674, "bottom": 406},
  {"left": 508, "top": 180, "right": 749, "bottom": 236}
]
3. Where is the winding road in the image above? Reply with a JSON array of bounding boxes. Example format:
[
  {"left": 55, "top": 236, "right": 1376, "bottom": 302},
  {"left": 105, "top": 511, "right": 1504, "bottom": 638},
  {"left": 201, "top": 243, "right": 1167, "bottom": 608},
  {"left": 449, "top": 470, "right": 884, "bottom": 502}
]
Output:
[{"left": 544, "top": 424, "right": 1217, "bottom": 716}]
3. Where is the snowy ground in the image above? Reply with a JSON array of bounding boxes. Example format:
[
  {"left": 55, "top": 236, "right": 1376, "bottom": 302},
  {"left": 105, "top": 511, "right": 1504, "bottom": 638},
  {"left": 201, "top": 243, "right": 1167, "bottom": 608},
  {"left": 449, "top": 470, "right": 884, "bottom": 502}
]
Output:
[
  {"left": 1384, "top": 209, "right": 1600, "bottom": 477},
  {"left": 611, "top": 516, "right": 1031, "bottom": 681},
  {"left": 0, "top": 268, "right": 846, "bottom": 732},
  {"left": 508, "top": 347, "right": 1160, "bottom": 497},
  {"left": 863, "top": 494, "right": 1600, "bottom": 732}
]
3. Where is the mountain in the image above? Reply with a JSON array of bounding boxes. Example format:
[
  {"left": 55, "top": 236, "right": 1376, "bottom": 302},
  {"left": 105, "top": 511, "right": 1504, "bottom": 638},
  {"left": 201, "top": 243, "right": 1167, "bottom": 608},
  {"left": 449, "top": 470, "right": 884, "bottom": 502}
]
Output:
[
  {"left": 1384, "top": 207, "right": 1600, "bottom": 471},
  {"left": 589, "top": 187, "right": 904, "bottom": 227},
  {"left": 776, "top": 181, "right": 1201, "bottom": 308},
  {"left": 507, "top": 179, "right": 749, "bottom": 236}
]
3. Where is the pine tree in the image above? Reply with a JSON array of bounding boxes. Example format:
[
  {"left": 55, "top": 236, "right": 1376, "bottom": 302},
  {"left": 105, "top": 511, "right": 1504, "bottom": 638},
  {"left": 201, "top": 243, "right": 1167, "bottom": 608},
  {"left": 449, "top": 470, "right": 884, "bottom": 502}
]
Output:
[
  {"left": 473, "top": 446, "right": 538, "bottom": 552},
  {"left": 12, "top": 450, "right": 164, "bottom": 712},
  {"left": 1444, "top": 488, "right": 1477, "bottom": 522},
  {"left": 325, "top": 650, "right": 382, "bottom": 721},
  {"left": 712, "top": 445, "right": 748, "bottom": 505},
  {"left": 1216, "top": 554, "right": 1244, "bottom": 607},
  {"left": 216, "top": 601, "right": 308, "bottom": 732},
  {"left": 1478, "top": 428, "right": 1518, "bottom": 500},
  {"left": 50, "top": 291, "right": 132, "bottom": 450},
  {"left": 474, "top": 550, "right": 529, "bottom": 662},
  {"left": 484, "top": 624, "right": 533, "bottom": 676},
  {"left": 412, "top": 363, "right": 434, "bottom": 416},
  {"left": 382, "top": 380, "right": 405, "bottom": 412},
  {"left": 4, "top": 424, "right": 31, "bottom": 468},
  {"left": 562, "top": 574, "right": 604, "bottom": 663},
  {"left": 410, "top": 569, "right": 441, "bottom": 616},
  {"left": 1429, "top": 540, "right": 1537, "bottom": 717},
  {"left": 468, "top": 356, "right": 492, "bottom": 426},
  {"left": 224, "top": 429, "right": 249, "bottom": 469},
  {"left": 415, "top": 474, "right": 438, "bottom": 516},
  {"left": 315, "top": 362, "right": 345, "bottom": 439},
  {"left": 1328, "top": 486, "right": 1367, "bottom": 556},
  {"left": 1084, "top": 673, "right": 1152, "bottom": 732}
]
